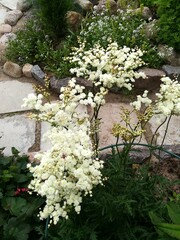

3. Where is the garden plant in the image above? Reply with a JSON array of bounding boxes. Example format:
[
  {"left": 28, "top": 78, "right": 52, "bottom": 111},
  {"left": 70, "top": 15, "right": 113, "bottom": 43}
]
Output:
[{"left": 1, "top": 0, "right": 180, "bottom": 239}]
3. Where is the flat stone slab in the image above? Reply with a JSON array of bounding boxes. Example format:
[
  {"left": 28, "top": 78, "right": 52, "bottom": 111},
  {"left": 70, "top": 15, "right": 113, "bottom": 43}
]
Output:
[
  {"left": 0, "top": 0, "right": 19, "bottom": 10},
  {"left": 0, "top": 80, "right": 35, "bottom": 113},
  {"left": 149, "top": 115, "right": 180, "bottom": 146},
  {"left": 0, "top": 8, "right": 8, "bottom": 24},
  {"left": 0, "top": 114, "right": 36, "bottom": 155},
  {"left": 98, "top": 102, "right": 147, "bottom": 149}
]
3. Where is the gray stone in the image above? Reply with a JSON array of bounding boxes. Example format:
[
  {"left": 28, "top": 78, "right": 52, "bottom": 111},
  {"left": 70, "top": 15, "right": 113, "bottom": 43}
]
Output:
[
  {"left": 0, "top": 32, "right": 16, "bottom": 45},
  {"left": 0, "top": 24, "right": 12, "bottom": 34},
  {"left": 97, "top": 0, "right": 117, "bottom": 13},
  {"left": 162, "top": 65, "right": 180, "bottom": 81},
  {"left": 4, "top": 10, "right": 23, "bottom": 26},
  {"left": 158, "top": 44, "right": 179, "bottom": 66},
  {"left": 134, "top": 68, "right": 165, "bottom": 90},
  {"left": 0, "top": 115, "right": 36, "bottom": 156},
  {"left": 136, "top": 7, "right": 153, "bottom": 20},
  {"left": 0, "top": 80, "right": 35, "bottom": 114},
  {"left": 22, "top": 63, "right": 33, "bottom": 78},
  {"left": 31, "top": 65, "right": 45, "bottom": 83},
  {"left": 75, "top": 0, "right": 93, "bottom": 10},
  {"left": 149, "top": 115, "right": 180, "bottom": 146},
  {"left": 3, "top": 61, "right": 22, "bottom": 78},
  {"left": 16, "top": 0, "right": 32, "bottom": 12},
  {"left": 0, "top": 8, "right": 8, "bottom": 24},
  {"left": 144, "top": 20, "right": 158, "bottom": 40},
  {"left": 50, "top": 76, "right": 93, "bottom": 93},
  {"left": 0, "top": 0, "right": 19, "bottom": 10}
]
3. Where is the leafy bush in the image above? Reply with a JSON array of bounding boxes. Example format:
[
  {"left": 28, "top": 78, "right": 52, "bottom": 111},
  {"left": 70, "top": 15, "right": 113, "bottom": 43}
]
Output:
[
  {"left": 155, "top": 0, "right": 180, "bottom": 51},
  {"left": 32, "top": 0, "right": 75, "bottom": 39},
  {"left": 5, "top": 19, "right": 53, "bottom": 66},
  {"left": 0, "top": 148, "right": 45, "bottom": 240},
  {"left": 79, "top": 8, "right": 164, "bottom": 68},
  {"left": 47, "top": 149, "right": 171, "bottom": 240}
]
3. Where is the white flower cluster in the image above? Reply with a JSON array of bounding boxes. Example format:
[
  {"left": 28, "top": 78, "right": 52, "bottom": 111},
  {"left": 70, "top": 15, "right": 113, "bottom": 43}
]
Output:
[
  {"left": 67, "top": 41, "right": 146, "bottom": 91},
  {"left": 130, "top": 90, "right": 152, "bottom": 110},
  {"left": 130, "top": 76, "right": 180, "bottom": 117},
  {"left": 22, "top": 79, "right": 104, "bottom": 225},
  {"left": 155, "top": 77, "right": 180, "bottom": 116}
]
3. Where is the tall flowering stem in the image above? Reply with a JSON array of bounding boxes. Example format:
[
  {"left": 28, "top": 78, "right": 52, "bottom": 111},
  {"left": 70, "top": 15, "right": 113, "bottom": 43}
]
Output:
[
  {"left": 22, "top": 79, "right": 104, "bottom": 226},
  {"left": 66, "top": 40, "right": 146, "bottom": 150}
]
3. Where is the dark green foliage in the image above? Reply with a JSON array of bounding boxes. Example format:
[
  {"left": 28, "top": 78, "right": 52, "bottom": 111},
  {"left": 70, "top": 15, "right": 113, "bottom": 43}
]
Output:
[
  {"left": 0, "top": 148, "right": 45, "bottom": 240},
  {"left": 47, "top": 149, "right": 171, "bottom": 240},
  {"left": 79, "top": 9, "right": 164, "bottom": 68},
  {"left": 32, "top": 0, "right": 75, "bottom": 39},
  {"left": 155, "top": 0, "right": 180, "bottom": 51},
  {"left": 5, "top": 19, "right": 53, "bottom": 66}
]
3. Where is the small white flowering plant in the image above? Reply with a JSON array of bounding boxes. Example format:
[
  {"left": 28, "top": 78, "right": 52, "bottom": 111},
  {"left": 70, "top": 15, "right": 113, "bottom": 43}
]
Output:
[{"left": 67, "top": 40, "right": 146, "bottom": 91}]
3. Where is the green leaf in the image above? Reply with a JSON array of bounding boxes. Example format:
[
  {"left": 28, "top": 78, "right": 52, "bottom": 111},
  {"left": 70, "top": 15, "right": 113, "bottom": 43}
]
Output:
[
  {"left": 157, "top": 223, "right": 180, "bottom": 239},
  {"left": 2, "top": 197, "right": 27, "bottom": 216},
  {"left": 11, "top": 147, "right": 20, "bottom": 156},
  {"left": 3, "top": 217, "right": 31, "bottom": 240},
  {"left": 167, "top": 202, "right": 180, "bottom": 225}
]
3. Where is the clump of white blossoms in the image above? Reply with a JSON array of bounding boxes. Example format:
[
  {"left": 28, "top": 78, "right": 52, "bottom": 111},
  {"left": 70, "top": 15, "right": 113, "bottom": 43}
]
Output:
[
  {"left": 155, "top": 76, "right": 180, "bottom": 116},
  {"left": 67, "top": 40, "right": 146, "bottom": 91},
  {"left": 22, "top": 79, "right": 104, "bottom": 225},
  {"left": 131, "top": 76, "right": 180, "bottom": 116}
]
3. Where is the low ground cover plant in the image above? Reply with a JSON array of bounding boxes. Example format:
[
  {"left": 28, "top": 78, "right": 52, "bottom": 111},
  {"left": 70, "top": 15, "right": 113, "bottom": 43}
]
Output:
[{"left": 0, "top": 148, "right": 45, "bottom": 240}]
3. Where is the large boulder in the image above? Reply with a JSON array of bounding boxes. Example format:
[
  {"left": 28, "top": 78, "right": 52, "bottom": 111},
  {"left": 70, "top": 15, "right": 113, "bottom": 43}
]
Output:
[
  {"left": 4, "top": 10, "right": 23, "bottom": 26},
  {"left": 16, "top": 0, "right": 32, "bottom": 12},
  {"left": 158, "top": 44, "right": 179, "bottom": 66},
  {"left": 31, "top": 65, "right": 45, "bottom": 83},
  {"left": 22, "top": 63, "right": 33, "bottom": 78},
  {"left": 0, "top": 32, "right": 16, "bottom": 46},
  {"left": 0, "top": 24, "right": 12, "bottom": 35},
  {"left": 134, "top": 68, "right": 165, "bottom": 90},
  {"left": 3, "top": 61, "right": 22, "bottom": 78}
]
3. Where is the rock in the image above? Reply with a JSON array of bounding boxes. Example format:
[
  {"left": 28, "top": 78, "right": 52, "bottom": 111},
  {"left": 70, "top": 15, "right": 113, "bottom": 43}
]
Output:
[
  {"left": 31, "top": 65, "right": 45, "bottom": 83},
  {"left": 0, "top": 24, "right": 12, "bottom": 35},
  {"left": 97, "top": 0, "right": 117, "bottom": 13},
  {"left": 66, "top": 11, "right": 83, "bottom": 32},
  {"left": 162, "top": 65, "right": 180, "bottom": 81},
  {"left": 16, "top": 0, "right": 32, "bottom": 12},
  {"left": 75, "top": 0, "right": 93, "bottom": 10},
  {"left": 0, "top": 8, "right": 8, "bottom": 25},
  {"left": 22, "top": 63, "right": 33, "bottom": 78},
  {"left": 3, "top": 61, "right": 22, "bottom": 78},
  {"left": 144, "top": 20, "right": 158, "bottom": 40},
  {"left": 0, "top": 32, "right": 16, "bottom": 46},
  {"left": 157, "top": 44, "right": 179, "bottom": 66},
  {"left": 50, "top": 76, "right": 93, "bottom": 94},
  {"left": 134, "top": 68, "right": 165, "bottom": 90},
  {"left": 4, "top": 10, "right": 23, "bottom": 26},
  {"left": 135, "top": 7, "right": 153, "bottom": 20}
]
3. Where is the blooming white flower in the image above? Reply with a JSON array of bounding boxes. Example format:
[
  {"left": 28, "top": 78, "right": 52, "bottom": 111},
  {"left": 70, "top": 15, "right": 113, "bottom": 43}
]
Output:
[
  {"left": 155, "top": 77, "right": 180, "bottom": 116},
  {"left": 22, "top": 79, "right": 104, "bottom": 225}
]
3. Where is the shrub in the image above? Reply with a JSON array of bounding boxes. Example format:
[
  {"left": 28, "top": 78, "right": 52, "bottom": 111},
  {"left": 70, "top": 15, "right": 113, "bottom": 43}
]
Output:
[
  {"left": 5, "top": 19, "right": 53, "bottom": 66},
  {"left": 32, "top": 0, "right": 75, "bottom": 39},
  {"left": 155, "top": 0, "right": 180, "bottom": 51},
  {"left": 79, "top": 7, "right": 164, "bottom": 68}
]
